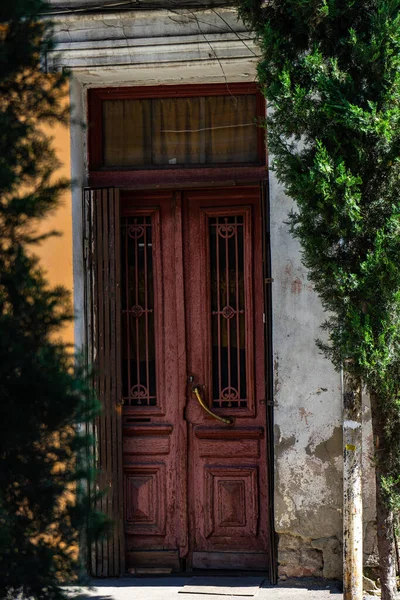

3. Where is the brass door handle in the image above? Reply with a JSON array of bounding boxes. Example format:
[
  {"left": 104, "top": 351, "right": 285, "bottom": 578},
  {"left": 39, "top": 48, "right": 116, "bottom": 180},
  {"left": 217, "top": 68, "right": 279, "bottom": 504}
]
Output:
[{"left": 193, "top": 386, "right": 233, "bottom": 425}]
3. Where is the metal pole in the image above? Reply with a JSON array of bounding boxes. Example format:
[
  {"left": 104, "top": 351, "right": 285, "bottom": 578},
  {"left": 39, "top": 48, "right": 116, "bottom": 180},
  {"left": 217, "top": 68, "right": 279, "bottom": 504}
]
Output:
[{"left": 342, "top": 363, "right": 363, "bottom": 600}]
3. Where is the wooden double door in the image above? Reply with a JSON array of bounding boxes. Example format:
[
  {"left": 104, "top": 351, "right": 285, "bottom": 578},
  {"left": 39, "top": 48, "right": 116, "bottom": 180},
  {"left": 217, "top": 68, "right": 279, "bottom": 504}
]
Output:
[
  {"left": 87, "top": 185, "right": 270, "bottom": 573},
  {"left": 119, "top": 185, "right": 270, "bottom": 572}
]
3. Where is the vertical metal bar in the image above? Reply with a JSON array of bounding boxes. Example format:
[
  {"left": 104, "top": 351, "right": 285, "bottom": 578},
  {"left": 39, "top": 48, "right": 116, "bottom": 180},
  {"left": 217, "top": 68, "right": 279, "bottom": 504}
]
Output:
[
  {"left": 134, "top": 221, "right": 140, "bottom": 398},
  {"left": 216, "top": 219, "right": 221, "bottom": 407},
  {"left": 124, "top": 219, "right": 131, "bottom": 405},
  {"left": 144, "top": 220, "right": 150, "bottom": 404},
  {"left": 225, "top": 218, "right": 231, "bottom": 395},
  {"left": 235, "top": 216, "right": 240, "bottom": 401}
]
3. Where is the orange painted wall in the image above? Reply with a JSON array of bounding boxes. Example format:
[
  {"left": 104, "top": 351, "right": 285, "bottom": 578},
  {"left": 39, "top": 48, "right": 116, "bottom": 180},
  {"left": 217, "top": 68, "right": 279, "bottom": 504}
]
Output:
[{"left": 36, "top": 85, "right": 74, "bottom": 346}]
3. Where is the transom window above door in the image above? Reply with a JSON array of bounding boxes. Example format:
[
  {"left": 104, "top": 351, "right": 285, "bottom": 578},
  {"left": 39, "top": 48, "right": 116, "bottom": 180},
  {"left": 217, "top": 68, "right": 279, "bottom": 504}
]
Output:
[{"left": 88, "top": 84, "right": 265, "bottom": 170}]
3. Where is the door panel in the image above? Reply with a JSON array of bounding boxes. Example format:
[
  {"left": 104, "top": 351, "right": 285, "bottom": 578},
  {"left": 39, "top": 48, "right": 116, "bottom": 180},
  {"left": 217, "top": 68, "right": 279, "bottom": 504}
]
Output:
[
  {"left": 183, "top": 188, "right": 269, "bottom": 570},
  {"left": 120, "top": 191, "right": 187, "bottom": 572},
  {"left": 120, "top": 186, "right": 268, "bottom": 572}
]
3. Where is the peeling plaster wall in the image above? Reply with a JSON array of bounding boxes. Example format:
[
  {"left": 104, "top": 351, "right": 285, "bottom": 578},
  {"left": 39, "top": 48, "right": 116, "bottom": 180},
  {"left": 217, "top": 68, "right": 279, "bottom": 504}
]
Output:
[
  {"left": 270, "top": 167, "right": 342, "bottom": 545},
  {"left": 270, "top": 168, "right": 377, "bottom": 579}
]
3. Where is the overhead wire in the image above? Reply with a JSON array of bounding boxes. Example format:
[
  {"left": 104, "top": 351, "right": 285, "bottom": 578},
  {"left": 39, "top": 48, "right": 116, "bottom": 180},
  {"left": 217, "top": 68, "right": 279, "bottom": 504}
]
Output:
[
  {"left": 43, "top": 0, "right": 258, "bottom": 91},
  {"left": 42, "top": 0, "right": 230, "bottom": 16}
]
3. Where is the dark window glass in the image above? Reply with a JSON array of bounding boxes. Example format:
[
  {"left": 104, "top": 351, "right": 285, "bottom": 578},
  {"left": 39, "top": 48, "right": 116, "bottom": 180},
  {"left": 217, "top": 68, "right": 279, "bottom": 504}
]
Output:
[{"left": 102, "top": 94, "right": 259, "bottom": 167}]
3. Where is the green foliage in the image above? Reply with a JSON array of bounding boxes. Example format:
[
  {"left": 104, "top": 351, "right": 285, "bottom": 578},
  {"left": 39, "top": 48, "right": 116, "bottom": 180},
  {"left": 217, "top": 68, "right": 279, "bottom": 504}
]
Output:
[
  {"left": 237, "top": 0, "right": 400, "bottom": 506},
  {"left": 0, "top": 2, "right": 106, "bottom": 598}
]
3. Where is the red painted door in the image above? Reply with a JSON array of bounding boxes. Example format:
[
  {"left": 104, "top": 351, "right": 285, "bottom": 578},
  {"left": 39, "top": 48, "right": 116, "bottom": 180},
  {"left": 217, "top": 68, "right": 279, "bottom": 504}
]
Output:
[
  {"left": 183, "top": 187, "right": 269, "bottom": 570},
  {"left": 120, "top": 186, "right": 268, "bottom": 572}
]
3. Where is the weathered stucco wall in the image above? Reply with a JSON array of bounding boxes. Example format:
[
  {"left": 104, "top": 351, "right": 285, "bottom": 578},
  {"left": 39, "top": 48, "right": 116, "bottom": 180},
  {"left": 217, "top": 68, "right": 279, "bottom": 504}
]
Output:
[
  {"left": 270, "top": 168, "right": 343, "bottom": 579},
  {"left": 270, "top": 168, "right": 377, "bottom": 580}
]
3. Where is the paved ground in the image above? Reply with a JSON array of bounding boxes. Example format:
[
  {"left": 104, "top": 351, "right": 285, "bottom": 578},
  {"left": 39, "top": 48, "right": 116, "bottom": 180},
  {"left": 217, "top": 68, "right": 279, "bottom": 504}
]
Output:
[{"left": 66, "top": 576, "right": 349, "bottom": 600}]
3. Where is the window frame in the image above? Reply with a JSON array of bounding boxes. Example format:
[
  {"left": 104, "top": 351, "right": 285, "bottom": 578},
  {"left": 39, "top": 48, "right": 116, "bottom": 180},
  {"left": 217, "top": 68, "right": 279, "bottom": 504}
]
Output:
[{"left": 88, "top": 83, "right": 266, "bottom": 179}]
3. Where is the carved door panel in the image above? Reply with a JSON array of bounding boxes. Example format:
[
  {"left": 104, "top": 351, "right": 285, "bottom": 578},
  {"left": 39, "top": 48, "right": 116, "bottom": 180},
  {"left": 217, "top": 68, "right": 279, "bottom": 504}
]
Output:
[
  {"left": 120, "top": 191, "right": 188, "bottom": 572},
  {"left": 183, "top": 187, "right": 269, "bottom": 570}
]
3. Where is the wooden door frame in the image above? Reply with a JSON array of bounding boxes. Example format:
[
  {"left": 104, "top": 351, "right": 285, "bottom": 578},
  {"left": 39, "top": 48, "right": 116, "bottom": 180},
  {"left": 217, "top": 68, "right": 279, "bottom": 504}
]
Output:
[{"left": 84, "top": 80, "right": 276, "bottom": 579}]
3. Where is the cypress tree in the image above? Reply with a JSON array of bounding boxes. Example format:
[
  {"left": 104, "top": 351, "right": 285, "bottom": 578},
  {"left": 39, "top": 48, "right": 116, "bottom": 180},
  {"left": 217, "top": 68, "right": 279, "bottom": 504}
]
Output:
[
  {"left": 0, "top": 2, "right": 104, "bottom": 598},
  {"left": 237, "top": 1, "right": 400, "bottom": 598}
]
